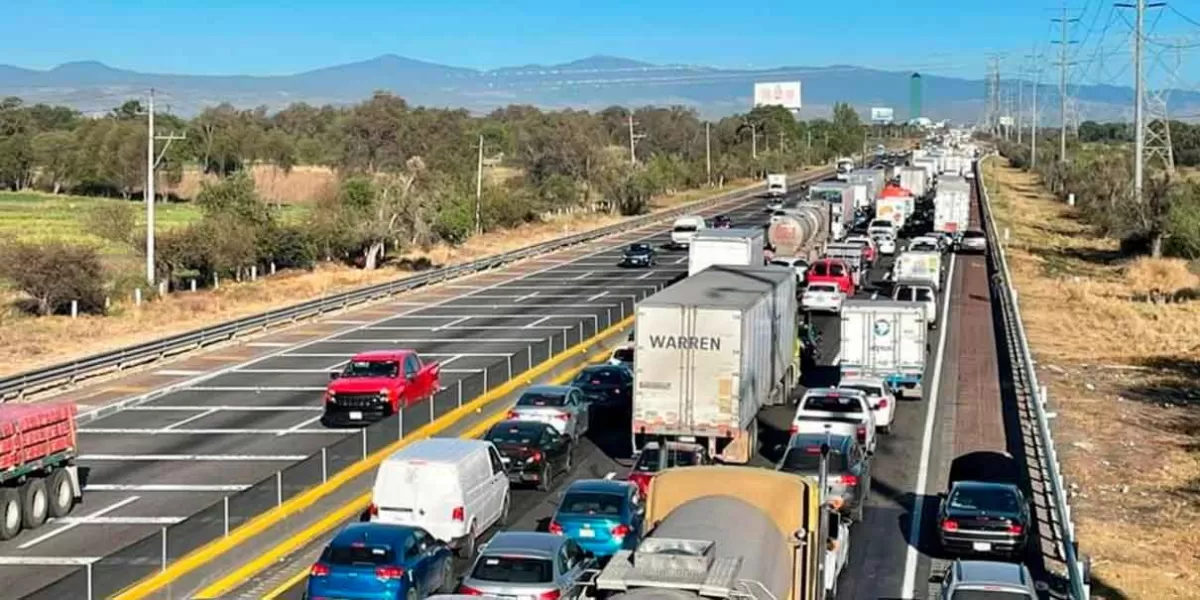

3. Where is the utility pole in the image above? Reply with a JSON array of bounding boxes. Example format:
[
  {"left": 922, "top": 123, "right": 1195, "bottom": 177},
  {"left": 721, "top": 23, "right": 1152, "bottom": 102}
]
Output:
[
  {"left": 1051, "top": 5, "right": 1080, "bottom": 162},
  {"left": 475, "top": 134, "right": 484, "bottom": 235},
  {"left": 627, "top": 113, "right": 646, "bottom": 166},
  {"left": 143, "top": 89, "right": 186, "bottom": 286},
  {"left": 1116, "top": 0, "right": 1166, "bottom": 201},
  {"left": 705, "top": 122, "right": 712, "bottom": 185},
  {"left": 1031, "top": 63, "right": 1042, "bottom": 168}
]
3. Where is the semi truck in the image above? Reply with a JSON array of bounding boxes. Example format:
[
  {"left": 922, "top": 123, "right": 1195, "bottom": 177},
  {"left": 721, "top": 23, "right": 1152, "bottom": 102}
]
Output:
[
  {"left": 898, "top": 166, "right": 929, "bottom": 198},
  {"left": 766, "top": 203, "right": 828, "bottom": 261},
  {"left": 632, "top": 265, "right": 798, "bottom": 464},
  {"left": 688, "top": 228, "right": 766, "bottom": 277},
  {"left": 767, "top": 173, "right": 788, "bottom": 198},
  {"left": 835, "top": 157, "right": 855, "bottom": 180},
  {"left": 892, "top": 250, "right": 943, "bottom": 291},
  {"left": 934, "top": 175, "right": 971, "bottom": 235},
  {"left": 808, "top": 182, "right": 855, "bottom": 240},
  {"left": 875, "top": 182, "right": 915, "bottom": 229},
  {"left": 0, "top": 402, "right": 82, "bottom": 540},
  {"left": 839, "top": 300, "right": 928, "bottom": 398},
  {"left": 584, "top": 465, "right": 843, "bottom": 600}
]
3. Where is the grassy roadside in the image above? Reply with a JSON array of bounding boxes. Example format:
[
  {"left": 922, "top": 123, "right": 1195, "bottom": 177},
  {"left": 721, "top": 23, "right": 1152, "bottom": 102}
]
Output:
[
  {"left": 983, "top": 157, "right": 1200, "bottom": 600},
  {"left": 0, "top": 175, "right": 772, "bottom": 378}
]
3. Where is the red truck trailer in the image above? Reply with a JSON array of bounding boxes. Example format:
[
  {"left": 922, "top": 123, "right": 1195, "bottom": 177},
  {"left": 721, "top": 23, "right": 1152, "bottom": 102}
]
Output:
[{"left": 0, "top": 402, "right": 82, "bottom": 539}]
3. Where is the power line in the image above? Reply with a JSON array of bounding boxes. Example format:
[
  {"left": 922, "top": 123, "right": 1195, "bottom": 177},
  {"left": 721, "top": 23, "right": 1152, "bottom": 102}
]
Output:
[{"left": 1052, "top": 3, "right": 1083, "bottom": 161}]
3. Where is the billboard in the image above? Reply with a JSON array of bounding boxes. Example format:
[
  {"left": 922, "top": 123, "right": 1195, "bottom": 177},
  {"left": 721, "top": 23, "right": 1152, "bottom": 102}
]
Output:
[
  {"left": 870, "top": 107, "right": 894, "bottom": 123},
  {"left": 754, "top": 81, "right": 802, "bottom": 109}
]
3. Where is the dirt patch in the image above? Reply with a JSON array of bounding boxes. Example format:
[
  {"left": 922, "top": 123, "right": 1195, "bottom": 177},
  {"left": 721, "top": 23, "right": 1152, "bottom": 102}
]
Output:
[
  {"left": 984, "top": 158, "right": 1200, "bottom": 599},
  {"left": 0, "top": 176, "right": 769, "bottom": 377},
  {"left": 168, "top": 164, "right": 337, "bottom": 204}
]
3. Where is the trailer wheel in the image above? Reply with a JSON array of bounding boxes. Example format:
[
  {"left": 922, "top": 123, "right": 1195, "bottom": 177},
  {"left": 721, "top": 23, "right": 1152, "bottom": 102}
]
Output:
[
  {"left": 0, "top": 489, "right": 21, "bottom": 540},
  {"left": 47, "top": 469, "right": 74, "bottom": 519},
  {"left": 20, "top": 479, "right": 48, "bottom": 530}
]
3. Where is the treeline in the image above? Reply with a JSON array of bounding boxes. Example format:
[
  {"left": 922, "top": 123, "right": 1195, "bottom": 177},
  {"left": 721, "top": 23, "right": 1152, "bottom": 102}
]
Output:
[
  {"left": 1077, "top": 119, "right": 1200, "bottom": 167},
  {"left": 993, "top": 135, "right": 1200, "bottom": 260},
  {"left": 0, "top": 93, "right": 906, "bottom": 316}
]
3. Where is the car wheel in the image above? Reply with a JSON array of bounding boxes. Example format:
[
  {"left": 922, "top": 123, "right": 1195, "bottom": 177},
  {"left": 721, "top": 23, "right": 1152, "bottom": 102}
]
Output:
[
  {"left": 498, "top": 494, "right": 510, "bottom": 527},
  {"left": 537, "top": 463, "right": 553, "bottom": 492},
  {"left": 438, "top": 555, "right": 457, "bottom": 593},
  {"left": 407, "top": 587, "right": 418, "bottom": 600},
  {"left": 879, "top": 424, "right": 891, "bottom": 435},
  {"left": 564, "top": 443, "right": 574, "bottom": 472},
  {"left": 457, "top": 522, "right": 477, "bottom": 559}
]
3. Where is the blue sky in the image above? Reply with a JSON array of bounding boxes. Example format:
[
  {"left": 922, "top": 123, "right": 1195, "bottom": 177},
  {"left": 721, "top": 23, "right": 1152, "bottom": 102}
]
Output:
[{"left": 3, "top": 1, "right": 1196, "bottom": 85}]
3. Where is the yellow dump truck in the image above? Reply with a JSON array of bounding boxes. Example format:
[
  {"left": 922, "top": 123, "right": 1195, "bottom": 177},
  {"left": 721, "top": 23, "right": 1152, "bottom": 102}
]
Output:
[{"left": 585, "top": 465, "right": 843, "bottom": 600}]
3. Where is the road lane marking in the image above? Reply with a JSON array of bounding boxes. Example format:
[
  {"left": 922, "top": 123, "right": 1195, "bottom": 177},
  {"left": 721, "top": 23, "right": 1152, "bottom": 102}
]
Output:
[
  {"left": 587, "top": 291, "right": 609, "bottom": 302},
  {"left": 637, "top": 271, "right": 654, "bottom": 280},
  {"left": 525, "top": 316, "right": 552, "bottom": 329},
  {"left": 438, "top": 354, "right": 464, "bottom": 368},
  {"left": 283, "top": 352, "right": 511, "bottom": 358},
  {"left": 51, "top": 516, "right": 187, "bottom": 525},
  {"left": 85, "top": 484, "right": 250, "bottom": 492},
  {"left": 900, "top": 251, "right": 957, "bottom": 598},
  {"left": 513, "top": 291, "right": 539, "bottom": 303},
  {"left": 81, "top": 454, "right": 309, "bottom": 461},
  {"left": 674, "top": 256, "right": 688, "bottom": 264},
  {"left": 125, "top": 406, "right": 323, "bottom": 412},
  {"left": 245, "top": 342, "right": 293, "bottom": 348},
  {"left": 276, "top": 415, "right": 325, "bottom": 437},
  {"left": 153, "top": 370, "right": 207, "bottom": 377},
  {"left": 83, "top": 428, "right": 336, "bottom": 435},
  {"left": 324, "top": 320, "right": 370, "bottom": 325},
  {"left": 183, "top": 386, "right": 326, "bottom": 392},
  {"left": 432, "top": 316, "right": 469, "bottom": 331},
  {"left": 160, "top": 408, "right": 218, "bottom": 431},
  {"left": 0, "top": 557, "right": 100, "bottom": 566},
  {"left": 317, "top": 338, "right": 545, "bottom": 343},
  {"left": 19, "top": 496, "right": 141, "bottom": 549},
  {"left": 571, "top": 271, "right": 592, "bottom": 280}
]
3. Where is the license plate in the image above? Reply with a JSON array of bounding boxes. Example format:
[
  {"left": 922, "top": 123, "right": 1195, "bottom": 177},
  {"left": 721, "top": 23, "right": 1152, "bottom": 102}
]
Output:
[
  {"left": 349, "top": 411, "right": 363, "bottom": 420},
  {"left": 972, "top": 542, "right": 992, "bottom": 552},
  {"left": 578, "top": 528, "right": 595, "bottom": 538}
]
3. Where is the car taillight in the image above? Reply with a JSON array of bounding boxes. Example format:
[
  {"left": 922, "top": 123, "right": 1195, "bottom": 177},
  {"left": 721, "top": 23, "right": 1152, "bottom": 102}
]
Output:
[
  {"left": 611, "top": 524, "right": 631, "bottom": 539},
  {"left": 548, "top": 521, "right": 564, "bottom": 535},
  {"left": 876, "top": 398, "right": 888, "bottom": 409},
  {"left": 451, "top": 506, "right": 464, "bottom": 522},
  {"left": 554, "top": 411, "right": 571, "bottom": 420},
  {"left": 459, "top": 584, "right": 485, "bottom": 595},
  {"left": 367, "top": 503, "right": 379, "bottom": 517},
  {"left": 941, "top": 519, "right": 959, "bottom": 532},
  {"left": 529, "top": 450, "right": 543, "bottom": 462},
  {"left": 375, "top": 565, "right": 405, "bottom": 580},
  {"left": 856, "top": 425, "right": 866, "bottom": 442},
  {"left": 538, "top": 590, "right": 561, "bottom": 600},
  {"left": 310, "top": 563, "right": 330, "bottom": 577},
  {"left": 1008, "top": 523, "right": 1024, "bottom": 535},
  {"left": 506, "top": 410, "right": 519, "bottom": 419},
  {"left": 788, "top": 424, "right": 799, "bottom": 435},
  {"left": 835, "top": 474, "right": 859, "bottom": 487},
  {"left": 628, "top": 473, "right": 651, "bottom": 495}
]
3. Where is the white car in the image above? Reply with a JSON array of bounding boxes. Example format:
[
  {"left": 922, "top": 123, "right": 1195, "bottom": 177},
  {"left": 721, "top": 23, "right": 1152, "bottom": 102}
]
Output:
[
  {"left": 893, "top": 283, "right": 938, "bottom": 328},
  {"left": 789, "top": 387, "right": 877, "bottom": 455},
  {"left": 802, "top": 283, "right": 844, "bottom": 313},
  {"left": 958, "top": 230, "right": 988, "bottom": 253},
  {"left": 867, "top": 219, "right": 897, "bottom": 238},
  {"left": 837, "top": 376, "right": 896, "bottom": 434},
  {"left": 507, "top": 385, "right": 590, "bottom": 439},
  {"left": 872, "top": 234, "right": 897, "bottom": 255},
  {"left": 766, "top": 199, "right": 785, "bottom": 212},
  {"left": 670, "top": 215, "right": 706, "bottom": 248},
  {"left": 843, "top": 235, "right": 878, "bottom": 265},
  {"left": 609, "top": 344, "right": 633, "bottom": 369},
  {"left": 770, "top": 256, "right": 809, "bottom": 285},
  {"left": 907, "top": 236, "right": 941, "bottom": 253}
]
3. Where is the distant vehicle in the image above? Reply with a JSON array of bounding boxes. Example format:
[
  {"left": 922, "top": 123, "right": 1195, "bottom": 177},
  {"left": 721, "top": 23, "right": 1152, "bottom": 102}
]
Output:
[
  {"left": 907, "top": 236, "right": 942, "bottom": 254},
  {"left": 608, "top": 345, "right": 634, "bottom": 370},
  {"left": 458, "top": 532, "right": 596, "bottom": 599},
  {"left": 893, "top": 282, "right": 938, "bottom": 328},
  {"left": 766, "top": 199, "right": 785, "bottom": 213},
  {"left": 769, "top": 256, "right": 809, "bottom": 285},
  {"left": 806, "top": 258, "right": 856, "bottom": 296},
  {"left": 801, "top": 282, "right": 844, "bottom": 314},
  {"left": 570, "top": 365, "right": 632, "bottom": 418},
  {"left": 767, "top": 173, "right": 788, "bottom": 198},
  {"left": 619, "top": 243, "right": 657, "bottom": 268},
  {"left": 789, "top": 387, "right": 877, "bottom": 455},
  {"left": 777, "top": 432, "right": 872, "bottom": 521},
  {"left": 324, "top": 350, "right": 441, "bottom": 426},
  {"left": 836, "top": 157, "right": 855, "bottom": 180},
  {"left": 669, "top": 215, "right": 707, "bottom": 248},
  {"left": 837, "top": 376, "right": 896, "bottom": 434},
  {"left": 873, "top": 233, "right": 897, "bottom": 255},
  {"left": 711, "top": 214, "right": 733, "bottom": 228},
  {"left": 843, "top": 235, "right": 878, "bottom": 265},
  {"left": 959, "top": 229, "right": 988, "bottom": 253},
  {"left": 867, "top": 218, "right": 897, "bottom": 238},
  {"left": 307, "top": 523, "right": 456, "bottom": 600},
  {"left": 626, "top": 441, "right": 710, "bottom": 498},
  {"left": 507, "top": 385, "right": 590, "bottom": 439},
  {"left": 548, "top": 479, "right": 643, "bottom": 558},
  {"left": 483, "top": 420, "right": 574, "bottom": 491},
  {"left": 938, "top": 481, "right": 1031, "bottom": 559},
  {"left": 0, "top": 402, "right": 82, "bottom": 540},
  {"left": 930, "top": 559, "right": 1040, "bottom": 600}
]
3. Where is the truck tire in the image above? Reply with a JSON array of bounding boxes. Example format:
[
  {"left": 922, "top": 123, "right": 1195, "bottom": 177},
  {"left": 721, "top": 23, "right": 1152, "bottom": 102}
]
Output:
[
  {"left": 47, "top": 469, "right": 73, "bottom": 519},
  {"left": 20, "top": 479, "right": 48, "bottom": 530},
  {"left": 0, "top": 489, "right": 21, "bottom": 540}
]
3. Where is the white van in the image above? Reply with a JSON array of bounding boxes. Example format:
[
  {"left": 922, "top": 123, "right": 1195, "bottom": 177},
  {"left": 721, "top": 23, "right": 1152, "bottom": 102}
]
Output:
[
  {"left": 369, "top": 438, "right": 510, "bottom": 557},
  {"left": 670, "top": 215, "right": 706, "bottom": 248}
]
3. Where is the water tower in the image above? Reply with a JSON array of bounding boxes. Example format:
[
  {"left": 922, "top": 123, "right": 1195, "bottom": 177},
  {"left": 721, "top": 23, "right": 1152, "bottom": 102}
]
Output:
[{"left": 909, "top": 73, "right": 923, "bottom": 121}]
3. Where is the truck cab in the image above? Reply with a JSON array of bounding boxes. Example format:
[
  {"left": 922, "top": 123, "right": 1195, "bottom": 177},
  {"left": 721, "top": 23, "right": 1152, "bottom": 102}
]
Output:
[
  {"left": 323, "top": 350, "right": 440, "bottom": 426},
  {"left": 766, "top": 173, "right": 787, "bottom": 198},
  {"left": 670, "top": 215, "right": 707, "bottom": 248}
]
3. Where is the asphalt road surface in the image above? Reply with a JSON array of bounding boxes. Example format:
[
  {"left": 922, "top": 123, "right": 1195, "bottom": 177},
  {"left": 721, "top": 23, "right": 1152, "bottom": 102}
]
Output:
[{"left": 0, "top": 182, "right": 822, "bottom": 599}]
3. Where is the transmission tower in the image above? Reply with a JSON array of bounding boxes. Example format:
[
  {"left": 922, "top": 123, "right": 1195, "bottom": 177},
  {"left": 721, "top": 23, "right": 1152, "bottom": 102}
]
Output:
[
  {"left": 1143, "top": 34, "right": 1198, "bottom": 175},
  {"left": 985, "top": 54, "right": 1004, "bottom": 135},
  {"left": 1051, "top": 5, "right": 1080, "bottom": 161}
]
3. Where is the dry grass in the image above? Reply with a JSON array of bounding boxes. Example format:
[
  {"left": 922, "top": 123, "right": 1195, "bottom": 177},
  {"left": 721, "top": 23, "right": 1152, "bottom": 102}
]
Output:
[
  {"left": 984, "top": 158, "right": 1200, "bottom": 599},
  {"left": 0, "top": 176, "right": 762, "bottom": 377},
  {"left": 168, "top": 164, "right": 337, "bottom": 204}
]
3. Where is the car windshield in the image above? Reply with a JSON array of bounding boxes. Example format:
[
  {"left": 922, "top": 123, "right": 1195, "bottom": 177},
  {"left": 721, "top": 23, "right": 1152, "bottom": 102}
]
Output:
[
  {"left": 634, "top": 447, "right": 700, "bottom": 473},
  {"left": 840, "top": 384, "right": 883, "bottom": 399},
  {"left": 471, "top": 555, "right": 554, "bottom": 584},
  {"left": 612, "top": 348, "right": 634, "bottom": 362},
  {"left": 516, "top": 392, "right": 567, "bottom": 407},
  {"left": 915, "top": 288, "right": 934, "bottom": 302},
  {"left": 559, "top": 492, "right": 625, "bottom": 516},
  {"left": 803, "top": 393, "right": 864, "bottom": 413},
  {"left": 574, "top": 368, "right": 624, "bottom": 385},
  {"left": 950, "top": 590, "right": 1033, "bottom": 600},
  {"left": 965, "top": 231, "right": 985, "bottom": 239},
  {"left": 808, "top": 284, "right": 838, "bottom": 294},
  {"left": 949, "top": 486, "right": 1021, "bottom": 513},
  {"left": 322, "top": 543, "right": 394, "bottom": 566},
  {"left": 673, "top": 224, "right": 698, "bottom": 232},
  {"left": 342, "top": 360, "right": 399, "bottom": 378},
  {"left": 487, "top": 423, "right": 545, "bottom": 445},
  {"left": 627, "top": 244, "right": 650, "bottom": 253},
  {"left": 895, "top": 287, "right": 915, "bottom": 301},
  {"left": 871, "top": 220, "right": 891, "bottom": 229},
  {"left": 780, "top": 447, "right": 849, "bottom": 473}
]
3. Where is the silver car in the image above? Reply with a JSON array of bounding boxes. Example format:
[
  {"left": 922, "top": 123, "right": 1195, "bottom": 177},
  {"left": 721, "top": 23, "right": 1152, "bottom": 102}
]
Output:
[
  {"left": 508, "top": 385, "right": 590, "bottom": 439},
  {"left": 958, "top": 230, "right": 987, "bottom": 253},
  {"left": 931, "top": 559, "right": 1039, "bottom": 599},
  {"left": 802, "top": 282, "right": 844, "bottom": 313},
  {"left": 459, "top": 532, "right": 596, "bottom": 600}
]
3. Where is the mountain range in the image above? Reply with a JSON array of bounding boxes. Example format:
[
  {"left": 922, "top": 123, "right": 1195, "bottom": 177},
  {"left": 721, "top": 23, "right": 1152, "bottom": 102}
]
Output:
[{"left": 3, "top": 54, "right": 1197, "bottom": 123}]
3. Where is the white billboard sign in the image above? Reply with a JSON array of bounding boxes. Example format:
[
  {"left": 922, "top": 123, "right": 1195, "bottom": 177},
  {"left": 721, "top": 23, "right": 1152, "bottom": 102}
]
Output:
[
  {"left": 999, "top": 116, "right": 1014, "bottom": 126},
  {"left": 754, "top": 81, "right": 802, "bottom": 109},
  {"left": 870, "top": 107, "right": 894, "bottom": 123}
]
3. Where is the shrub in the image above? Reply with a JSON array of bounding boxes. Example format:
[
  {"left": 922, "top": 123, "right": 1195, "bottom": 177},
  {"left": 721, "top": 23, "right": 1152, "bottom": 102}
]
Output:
[
  {"left": 84, "top": 202, "right": 137, "bottom": 245},
  {"left": 0, "top": 240, "right": 106, "bottom": 315}
]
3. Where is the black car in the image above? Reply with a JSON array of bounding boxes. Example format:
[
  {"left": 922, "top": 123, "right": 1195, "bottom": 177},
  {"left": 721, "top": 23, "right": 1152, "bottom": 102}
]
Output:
[
  {"left": 620, "top": 243, "right": 656, "bottom": 268},
  {"left": 937, "top": 480, "right": 1031, "bottom": 559},
  {"left": 777, "top": 433, "right": 872, "bottom": 520},
  {"left": 570, "top": 365, "right": 633, "bottom": 417},
  {"left": 483, "top": 420, "right": 574, "bottom": 491},
  {"left": 711, "top": 214, "right": 732, "bottom": 228}
]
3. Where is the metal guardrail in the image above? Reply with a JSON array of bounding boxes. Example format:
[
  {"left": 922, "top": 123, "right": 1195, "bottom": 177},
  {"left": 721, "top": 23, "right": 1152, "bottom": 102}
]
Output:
[
  {"left": 975, "top": 156, "right": 1089, "bottom": 599},
  {"left": 0, "top": 169, "right": 825, "bottom": 402}
]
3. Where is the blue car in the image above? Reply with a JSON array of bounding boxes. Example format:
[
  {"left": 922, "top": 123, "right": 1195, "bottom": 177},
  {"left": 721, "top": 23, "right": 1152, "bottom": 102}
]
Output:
[
  {"left": 547, "top": 479, "right": 643, "bottom": 558},
  {"left": 306, "top": 522, "right": 456, "bottom": 600}
]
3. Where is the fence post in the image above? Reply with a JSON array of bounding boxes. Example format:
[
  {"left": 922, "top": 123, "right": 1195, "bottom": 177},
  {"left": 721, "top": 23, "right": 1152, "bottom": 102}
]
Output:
[
  {"left": 361, "top": 428, "right": 368, "bottom": 459},
  {"left": 321, "top": 447, "right": 328, "bottom": 483},
  {"left": 251, "top": 265, "right": 258, "bottom": 281},
  {"left": 214, "top": 273, "right": 220, "bottom": 289},
  {"left": 134, "top": 288, "right": 142, "bottom": 306},
  {"left": 276, "top": 471, "right": 283, "bottom": 506},
  {"left": 507, "top": 355, "right": 513, "bottom": 380},
  {"left": 430, "top": 394, "right": 436, "bottom": 422},
  {"left": 190, "top": 279, "right": 197, "bottom": 292},
  {"left": 270, "top": 262, "right": 277, "bottom": 275},
  {"left": 70, "top": 300, "right": 78, "bottom": 319},
  {"left": 483, "top": 368, "right": 488, "bottom": 392},
  {"left": 161, "top": 527, "right": 168, "bottom": 571},
  {"left": 456, "top": 379, "right": 463, "bottom": 407},
  {"left": 547, "top": 338, "right": 553, "bottom": 359},
  {"left": 223, "top": 496, "right": 229, "bottom": 536},
  {"left": 86, "top": 562, "right": 93, "bottom": 600},
  {"left": 398, "top": 407, "right": 404, "bottom": 441},
  {"left": 527, "top": 347, "right": 533, "bottom": 371},
  {"left": 606, "top": 308, "right": 612, "bottom": 328}
]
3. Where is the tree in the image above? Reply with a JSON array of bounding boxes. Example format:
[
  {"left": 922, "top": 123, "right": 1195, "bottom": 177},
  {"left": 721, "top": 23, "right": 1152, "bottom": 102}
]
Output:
[
  {"left": 31, "top": 130, "right": 78, "bottom": 193},
  {"left": 0, "top": 241, "right": 106, "bottom": 315},
  {"left": 829, "top": 103, "right": 865, "bottom": 157}
]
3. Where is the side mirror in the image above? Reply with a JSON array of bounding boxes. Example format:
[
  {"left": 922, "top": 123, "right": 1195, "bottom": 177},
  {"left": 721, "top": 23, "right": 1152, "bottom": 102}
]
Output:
[
  {"left": 329, "top": 372, "right": 340, "bottom": 380},
  {"left": 929, "top": 573, "right": 945, "bottom": 584}
]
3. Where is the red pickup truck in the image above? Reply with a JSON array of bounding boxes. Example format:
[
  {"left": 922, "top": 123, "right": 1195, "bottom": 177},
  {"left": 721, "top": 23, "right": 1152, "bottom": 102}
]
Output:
[
  {"left": 322, "top": 350, "right": 440, "bottom": 426},
  {"left": 806, "top": 258, "right": 856, "bottom": 296}
]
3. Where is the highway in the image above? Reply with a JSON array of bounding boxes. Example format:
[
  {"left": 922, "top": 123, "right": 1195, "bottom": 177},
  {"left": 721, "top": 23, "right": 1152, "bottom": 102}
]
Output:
[
  {"left": 1, "top": 178, "right": 820, "bottom": 599},
  {"left": 221, "top": 186, "right": 970, "bottom": 600}
]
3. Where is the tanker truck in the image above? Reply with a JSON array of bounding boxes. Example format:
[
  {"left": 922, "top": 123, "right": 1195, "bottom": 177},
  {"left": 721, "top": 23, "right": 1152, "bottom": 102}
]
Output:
[
  {"left": 583, "top": 465, "right": 848, "bottom": 600},
  {"left": 765, "top": 203, "right": 829, "bottom": 263}
]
